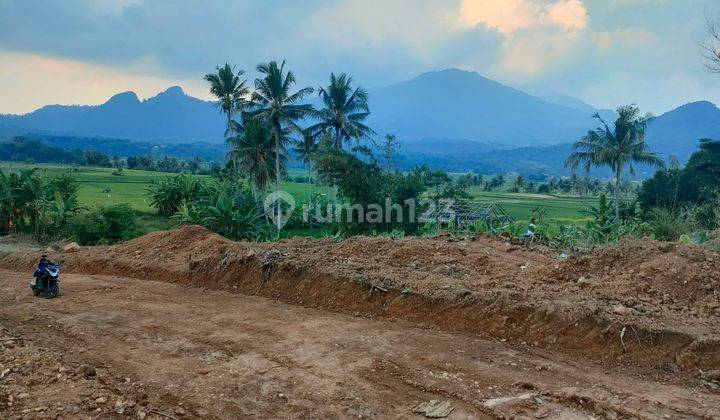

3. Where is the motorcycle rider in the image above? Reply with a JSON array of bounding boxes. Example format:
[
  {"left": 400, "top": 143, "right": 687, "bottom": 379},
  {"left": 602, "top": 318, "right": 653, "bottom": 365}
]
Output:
[{"left": 32, "top": 254, "right": 60, "bottom": 298}]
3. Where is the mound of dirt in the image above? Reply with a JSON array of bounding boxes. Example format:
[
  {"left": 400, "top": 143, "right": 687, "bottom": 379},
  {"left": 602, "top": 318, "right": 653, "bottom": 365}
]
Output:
[
  {"left": 545, "top": 238, "right": 718, "bottom": 313},
  {"left": 2, "top": 225, "right": 719, "bottom": 373}
]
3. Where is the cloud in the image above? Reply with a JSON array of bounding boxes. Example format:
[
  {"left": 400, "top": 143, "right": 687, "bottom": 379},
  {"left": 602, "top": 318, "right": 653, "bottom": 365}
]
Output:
[
  {"left": 458, "top": 0, "right": 588, "bottom": 34},
  {"left": 0, "top": 0, "right": 718, "bottom": 114},
  {"left": 545, "top": 0, "right": 588, "bottom": 30},
  {"left": 455, "top": 0, "right": 589, "bottom": 79},
  {"left": 494, "top": 28, "right": 585, "bottom": 76}
]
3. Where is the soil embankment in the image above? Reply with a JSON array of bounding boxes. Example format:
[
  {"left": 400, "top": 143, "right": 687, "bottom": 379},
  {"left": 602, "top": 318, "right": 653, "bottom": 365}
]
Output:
[{"left": 1, "top": 225, "right": 718, "bottom": 373}]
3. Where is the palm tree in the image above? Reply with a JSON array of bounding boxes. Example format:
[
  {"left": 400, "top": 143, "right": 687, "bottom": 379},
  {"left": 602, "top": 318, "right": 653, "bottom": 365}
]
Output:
[
  {"left": 226, "top": 119, "right": 282, "bottom": 200},
  {"left": 308, "top": 73, "right": 374, "bottom": 205},
  {"left": 249, "top": 60, "right": 314, "bottom": 230},
  {"left": 566, "top": 105, "right": 663, "bottom": 220},
  {"left": 308, "top": 72, "right": 375, "bottom": 149},
  {"left": 294, "top": 130, "right": 320, "bottom": 204},
  {"left": 204, "top": 64, "right": 249, "bottom": 137}
]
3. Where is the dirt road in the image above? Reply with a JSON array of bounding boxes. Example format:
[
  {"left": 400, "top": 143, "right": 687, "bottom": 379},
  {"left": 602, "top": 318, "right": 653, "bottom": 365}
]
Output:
[{"left": 1, "top": 269, "right": 718, "bottom": 419}]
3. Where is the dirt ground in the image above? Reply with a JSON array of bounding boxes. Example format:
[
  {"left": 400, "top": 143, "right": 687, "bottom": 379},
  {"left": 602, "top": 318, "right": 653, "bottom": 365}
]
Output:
[{"left": 1, "top": 226, "right": 720, "bottom": 418}]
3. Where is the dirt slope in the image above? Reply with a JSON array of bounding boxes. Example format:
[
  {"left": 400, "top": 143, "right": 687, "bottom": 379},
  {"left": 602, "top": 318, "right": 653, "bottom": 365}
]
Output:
[
  {"left": 2, "top": 270, "right": 719, "bottom": 419},
  {"left": 1, "top": 225, "right": 718, "bottom": 374}
]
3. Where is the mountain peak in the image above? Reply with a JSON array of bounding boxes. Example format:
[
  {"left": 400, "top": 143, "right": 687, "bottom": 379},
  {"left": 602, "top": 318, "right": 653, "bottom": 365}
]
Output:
[
  {"left": 104, "top": 91, "right": 140, "bottom": 107},
  {"left": 673, "top": 100, "right": 718, "bottom": 112},
  {"left": 157, "top": 86, "right": 186, "bottom": 97},
  {"left": 414, "top": 68, "right": 488, "bottom": 83}
]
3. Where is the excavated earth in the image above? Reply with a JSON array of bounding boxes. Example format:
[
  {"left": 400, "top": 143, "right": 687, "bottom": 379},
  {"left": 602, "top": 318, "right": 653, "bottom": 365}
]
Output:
[{"left": 1, "top": 225, "right": 719, "bottom": 418}]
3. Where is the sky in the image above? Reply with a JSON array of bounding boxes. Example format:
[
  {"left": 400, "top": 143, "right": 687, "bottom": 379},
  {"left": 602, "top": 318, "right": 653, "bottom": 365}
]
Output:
[{"left": 1, "top": 0, "right": 719, "bottom": 115}]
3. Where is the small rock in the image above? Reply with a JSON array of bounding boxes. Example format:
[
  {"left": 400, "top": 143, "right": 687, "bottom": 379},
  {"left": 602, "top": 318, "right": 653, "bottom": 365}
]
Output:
[
  {"left": 80, "top": 365, "right": 96, "bottom": 378},
  {"left": 613, "top": 304, "right": 637, "bottom": 316},
  {"left": 702, "top": 369, "right": 720, "bottom": 382},
  {"left": 413, "top": 400, "right": 454, "bottom": 418},
  {"left": 483, "top": 393, "right": 536, "bottom": 409},
  {"left": 114, "top": 400, "right": 129, "bottom": 414},
  {"left": 577, "top": 276, "right": 597, "bottom": 287},
  {"left": 260, "top": 250, "right": 284, "bottom": 267},
  {"left": 95, "top": 397, "right": 107, "bottom": 404},
  {"left": 62, "top": 242, "right": 81, "bottom": 252},
  {"left": 16, "top": 393, "right": 30, "bottom": 400}
]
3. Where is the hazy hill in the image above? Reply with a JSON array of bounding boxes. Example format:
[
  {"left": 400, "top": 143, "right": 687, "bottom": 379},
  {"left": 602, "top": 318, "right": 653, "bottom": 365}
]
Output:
[
  {"left": 0, "top": 69, "right": 613, "bottom": 146},
  {"left": 0, "top": 87, "right": 225, "bottom": 143},
  {"left": 366, "top": 69, "right": 599, "bottom": 146},
  {"left": 645, "top": 101, "right": 720, "bottom": 163},
  {"left": 1, "top": 69, "right": 720, "bottom": 176}
]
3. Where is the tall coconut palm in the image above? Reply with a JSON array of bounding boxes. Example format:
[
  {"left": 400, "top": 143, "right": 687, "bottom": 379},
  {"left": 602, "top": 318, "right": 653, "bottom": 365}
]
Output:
[
  {"left": 566, "top": 105, "right": 664, "bottom": 220},
  {"left": 308, "top": 73, "right": 375, "bottom": 149},
  {"left": 204, "top": 63, "right": 249, "bottom": 137},
  {"left": 249, "top": 60, "right": 314, "bottom": 230},
  {"left": 308, "top": 73, "right": 374, "bottom": 205},
  {"left": 294, "top": 130, "right": 320, "bottom": 204},
  {"left": 226, "top": 119, "right": 284, "bottom": 200}
]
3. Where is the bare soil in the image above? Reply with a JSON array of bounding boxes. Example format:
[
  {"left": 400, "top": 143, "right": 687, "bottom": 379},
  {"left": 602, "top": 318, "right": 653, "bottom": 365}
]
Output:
[{"left": 1, "top": 226, "right": 719, "bottom": 418}]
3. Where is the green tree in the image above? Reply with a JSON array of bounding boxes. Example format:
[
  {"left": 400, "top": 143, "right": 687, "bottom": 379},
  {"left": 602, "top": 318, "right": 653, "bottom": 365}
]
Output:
[
  {"left": 308, "top": 73, "right": 374, "bottom": 149},
  {"left": 309, "top": 73, "right": 375, "bottom": 207},
  {"left": 111, "top": 156, "right": 124, "bottom": 174},
  {"left": 566, "top": 105, "right": 663, "bottom": 220},
  {"left": 378, "top": 134, "right": 400, "bottom": 173},
  {"left": 204, "top": 63, "right": 249, "bottom": 137},
  {"left": 250, "top": 60, "right": 314, "bottom": 231},
  {"left": 513, "top": 175, "right": 525, "bottom": 192},
  {"left": 294, "top": 130, "right": 321, "bottom": 204},
  {"left": 226, "top": 119, "right": 281, "bottom": 200},
  {"left": 149, "top": 174, "right": 202, "bottom": 216}
]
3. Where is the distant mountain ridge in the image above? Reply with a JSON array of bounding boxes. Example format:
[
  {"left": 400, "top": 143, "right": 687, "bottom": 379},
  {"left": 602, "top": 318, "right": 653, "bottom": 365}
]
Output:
[
  {"left": 366, "top": 69, "right": 600, "bottom": 146},
  {"left": 2, "top": 68, "right": 720, "bottom": 175},
  {"left": 0, "top": 86, "right": 225, "bottom": 143},
  {"left": 0, "top": 68, "right": 630, "bottom": 146}
]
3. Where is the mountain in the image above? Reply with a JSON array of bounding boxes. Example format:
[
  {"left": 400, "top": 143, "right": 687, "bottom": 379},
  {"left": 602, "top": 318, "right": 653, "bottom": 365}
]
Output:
[
  {"left": 397, "top": 101, "right": 720, "bottom": 177},
  {"left": 2, "top": 69, "right": 720, "bottom": 175},
  {"left": 541, "top": 94, "right": 617, "bottom": 122},
  {"left": 0, "top": 87, "right": 225, "bottom": 143},
  {"left": 366, "top": 69, "right": 600, "bottom": 146},
  {"left": 645, "top": 101, "right": 720, "bottom": 163},
  {"left": 541, "top": 94, "right": 597, "bottom": 114}
]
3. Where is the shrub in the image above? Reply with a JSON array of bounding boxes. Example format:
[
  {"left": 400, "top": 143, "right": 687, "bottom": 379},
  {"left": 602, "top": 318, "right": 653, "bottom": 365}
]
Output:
[
  {"left": 171, "top": 180, "right": 266, "bottom": 241},
  {"left": 646, "top": 207, "right": 696, "bottom": 242},
  {"left": 149, "top": 174, "right": 203, "bottom": 216},
  {"left": 66, "top": 204, "right": 137, "bottom": 245},
  {"left": 99, "top": 204, "right": 137, "bottom": 243},
  {"left": 639, "top": 139, "right": 720, "bottom": 211}
]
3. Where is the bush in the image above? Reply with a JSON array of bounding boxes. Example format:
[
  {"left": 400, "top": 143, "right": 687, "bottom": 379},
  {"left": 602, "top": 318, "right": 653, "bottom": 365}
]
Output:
[
  {"left": 66, "top": 211, "right": 105, "bottom": 245},
  {"left": 688, "top": 199, "right": 720, "bottom": 230},
  {"left": 171, "top": 180, "right": 265, "bottom": 241},
  {"left": 66, "top": 204, "right": 137, "bottom": 245},
  {"left": 646, "top": 207, "right": 696, "bottom": 242},
  {"left": 99, "top": 204, "right": 137, "bottom": 242},
  {"left": 149, "top": 174, "right": 204, "bottom": 216},
  {"left": 640, "top": 139, "right": 720, "bottom": 211}
]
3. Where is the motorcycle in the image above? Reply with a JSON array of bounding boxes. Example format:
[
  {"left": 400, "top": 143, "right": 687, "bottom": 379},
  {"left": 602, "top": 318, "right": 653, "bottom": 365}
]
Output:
[{"left": 30, "top": 255, "right": 61, "bottom": 299}]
